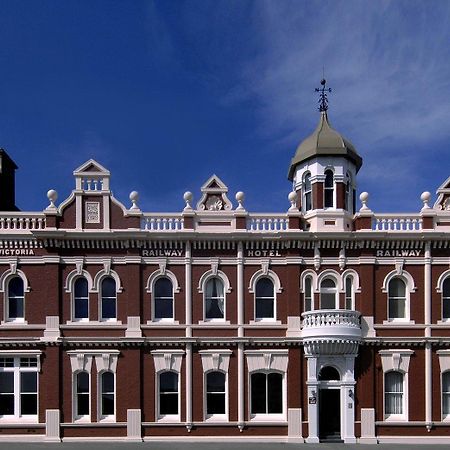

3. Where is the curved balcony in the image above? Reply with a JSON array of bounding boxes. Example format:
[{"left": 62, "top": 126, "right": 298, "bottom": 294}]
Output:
[{"left": 301, "top": 309, "right": 362, "bottom": 355}]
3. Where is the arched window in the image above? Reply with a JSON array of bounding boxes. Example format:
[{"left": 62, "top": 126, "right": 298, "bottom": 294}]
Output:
[
  {"left": 205, "top": 278, "right": 225, "bottom": 320},
  {"left": 75, "top": 371, "right": 90, "bottom": 418},
  {"left": 154, "top": 278, "right": 174, "bottom": 320},
  {"left": 7, "top": 277, "right": 24, "bottom": 321},
  {"left": 443, "top": 371, "right": 450, "bottom": 418},
  {"left": 304, "top": 276, "right": 313, "bottom": 312},
  {"left": 385, "top": 371, "right": 404, "bottom": 417},
  {"left": 303, "top": 173, "right": 312, "bottom": 212},
  {"left": 99, "top": 371, "right": 115, "bottom": 418},
  {"left": 345, "top": 276, "right": 354, "bottom": 310},
  {"left": 255, "top": 278, "right": 275, "bottom": 320},
  {"left": 250, "top": 372, "right": 283, "bottom": 415},
  {"left": 159, "top": 371, "right": 179, "bottom": 418},
  {"left": 324, "top": 169, "right": 334, "bottom": 208},
  {"left": 100, "top": 277, "right": 116, "bottom": 321},
  {"left": 388, "top": 278, "right": 407, "bottom": 320},
  {"left": 206, "top": 371, "right": 226, "bottom": 416},
  {"left": 320, "top": 278, "right": 337, "bottom": 309},
  {"left": 74, "top": 278, "right": 89, "bottom": 321},
  {"left": 443, "top": 278, "right": 450, "bottom": 320}
]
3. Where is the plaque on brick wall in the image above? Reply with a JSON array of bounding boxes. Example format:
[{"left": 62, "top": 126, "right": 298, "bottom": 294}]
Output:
[{"left": 85, "top": 201, "right": 100, "bottom": 224}]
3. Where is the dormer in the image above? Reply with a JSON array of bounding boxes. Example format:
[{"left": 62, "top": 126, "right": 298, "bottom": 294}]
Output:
[{"left": 287, "top": 80, "right": 363, "bottom": 232}]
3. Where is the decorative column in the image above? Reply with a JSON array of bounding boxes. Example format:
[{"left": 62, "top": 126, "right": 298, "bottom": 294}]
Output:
[
  {"left": 424, "top": 241, "right": 432, "bottom": 430},
  {"left": 238, "top": 342, "right": 244, "bottom": 431},
  {"left": 305, "top": 357, "right": 319, "bottom": 443},
  {"left": 185, "top": 241, "right": 192, "bottom": 337},
  {"left": 237, "top": 241, "right": 244, "bottom": 338}
]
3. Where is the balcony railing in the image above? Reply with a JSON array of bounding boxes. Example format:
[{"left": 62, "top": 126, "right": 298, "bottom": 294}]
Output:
[
  {"left": 0, "top": 213, "right": 46, "bottom": 231},
  {"left": 372, "top": 214, "right": 422, "bottom": 231},
  {"left": 301, "top": 309, "right": 362, "bottom": 355}
]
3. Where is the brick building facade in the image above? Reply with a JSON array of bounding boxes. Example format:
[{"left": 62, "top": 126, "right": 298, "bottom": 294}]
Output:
[{"left": 0, "top": 101, "right": 450, "bottom": 443}]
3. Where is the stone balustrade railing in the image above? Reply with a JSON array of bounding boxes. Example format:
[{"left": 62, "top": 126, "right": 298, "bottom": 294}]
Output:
[
  {"left": 0, "top": 213, "right": 46, "bottom": 230},
  {"left": 80, "top": 177, "right": 105, "bottom": 191},
  {"left": 302, "top": 309, "right": 361, "bottom": 329},
  {"left": 372, "top": 214, "right": 422, "bottom": 231},
  {"left": 142, "top": 215, "right": 185, "bottom": 231},
  {"left": 246, "top": 215, "right": 290, "bottom": 231}
]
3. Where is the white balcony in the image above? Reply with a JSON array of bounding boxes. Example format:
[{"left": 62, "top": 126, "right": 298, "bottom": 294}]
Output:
[{"left": 301, "top": 309, "right": 362, "bottom": 355}]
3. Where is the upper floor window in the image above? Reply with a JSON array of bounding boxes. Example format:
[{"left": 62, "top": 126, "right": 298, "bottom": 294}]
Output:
[
  {"left": 205, "top": 371, "right": 226, "bottom": 418},
  {"left": 304, "top": 276, "right": 313, "bottom": 312},
  {"left": 74, "top": 278, "right": 89, "bottom": 321},
  {"left": 345, "top": 276, "right": 354, "bottom": 310},
  {"left": 384, "top": 370, "right": 404, "bottom": 418},
  {"left": 154, "top": 278, "right": 174, "bottom": 321},
  {"left": 303, "top": 173, "right": 312, "bottom": 212},
  {"left": 100, "top": 277, "right": 116, "bottom": 321},
  {"left": 205, "top": 278, "right": 225, "bottom": 320},
  {"left": 345, "top": 172, "right": 353, "bottom": 213},
  {"left": 6, "top": 277, "right": 24, "bottom": 321},
  {"left": 0, "top": 356, "right": 38, "bottom": 419},
  {"left": 388, "top": 278, "right": 407, "bottom": 321},
  {"left": 74, "top": 371, "right": 90, "bottom": 420},
  {"left": 324, "top": 169, "right": 334, "bottom": 208},
  {"left": 99, "top": 371, "right": 115, "bottom": 420},
  {"left": 320, "top": 278, "right": 337, "bottom": 309},
  {"left": 158, "top": 371, "right": 179, "bottom": 419},
  {"left": 443, "top": 278, "right": 450, "bottom": 320},
  {"left": 443, "top": 371, "right": 450, "bottom": 420},
  {"left": 250, "top": 372, "right": 283, "bottom": 417},
  {"left": 255, "top": 278, "right": 275, "bottom": 320}
]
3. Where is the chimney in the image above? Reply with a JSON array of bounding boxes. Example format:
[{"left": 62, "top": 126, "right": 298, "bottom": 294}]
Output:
[{"left": 0, "top": 148, "right": 18, "bottom": 211}]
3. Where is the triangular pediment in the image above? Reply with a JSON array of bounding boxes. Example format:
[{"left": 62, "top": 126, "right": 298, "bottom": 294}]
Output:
[
  {"left": 200, "top": 174, "right": 228, "bottom": 192},
  {"left": 73, "top": 159, "right": 110, "bottom": 176}
]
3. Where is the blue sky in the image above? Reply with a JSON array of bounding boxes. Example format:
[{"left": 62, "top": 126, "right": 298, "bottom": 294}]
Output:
[{"left": 0, "top": 0, "right": 449, "bottom": 213}]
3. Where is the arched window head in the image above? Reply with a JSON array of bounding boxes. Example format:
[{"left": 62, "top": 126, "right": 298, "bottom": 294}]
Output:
[
  {"left": 443, "top": 278, "right": 450, "bottom": 320},
  {"left": 205, "top": 278, "right": 225, "bottom": 320},
  {"left": 100, "top": 277, "right": 116, "bottom": 321},
  {"left": 388, "top": 278, "right": 407, "bottom": 320},
  {"left": 324, "top": 169, "right": 334, "bottom": 208},
  {"left": 154, "top": 278, "right": 174, "bottom": 320},
  {"left": 304, "top": 276, "right": 313, "bottom": 312},
  {"left": 303, "top": 173, "right": 312, "bottom": 212},
  {"left": 7, "top": 277, "right": 24, "bottom": 321},
  {"left": 320, "top": 278, "right": 337, "bottom": 309},
  {"left": 255, "top": 278, "right": 275, "bottom": 320},
  {"left": 318, "top": 366, "right": 340, "bottom": 381},
  {"left": 74, "top": 278, "right": 89, "bottom": 321}
]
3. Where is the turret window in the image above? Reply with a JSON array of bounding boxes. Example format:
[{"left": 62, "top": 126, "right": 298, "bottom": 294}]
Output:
[
  {"left": 303, "top": 173, "right": 312, "bottom": 212},
  {"left": 324, "top": 169, "right": 334, "bottom": 208}
]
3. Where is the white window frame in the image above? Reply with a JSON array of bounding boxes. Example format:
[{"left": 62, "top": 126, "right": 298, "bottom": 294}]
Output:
[
  {"left": 0, "top": 352, "right": 40, "bottom": 423},
  {"left": 0, "top": 270, "right": 30, "bottom": 325},
  {"left": 442, "top": 371, "right": 450, "bottom": 421},
  {"left": 98, "top": 370, "right": 116, "bottom": 422},
  {"left": 249, "top": 370, "right": 286, "bottom": 421},
  {"left": 203, "top": 277, "right": 226, "bottom": 322},
  {"left": 198, "top": 270, "right": 231, "bottom": 325},
  {"left": 157, "top": 371, "right": 180, "bottom": 422},
  {"left": 73, "top": 277, "right": 90, "bottom": 322},
  {"left": 65, "top": 268, "right": 94, "bottom": 324},
  {"left": 146, "top": 269, "right": 180, "bottom": 324},
  {"left": 6, "top": 277, "right": 25, "bottom": 323},
  {"left": 73, "top": 370, "right": 91, "bottom": 422},
  {"left": 302, "top": 172, "right": 312, "bottom": 212},
  {"left": 436, "top": 272, "right": 450, "bottom": 323},
  {"left": 204, "top": 370, "right": 228, "bottom": 422},
  {"left": 382, "top": 270, "right": 416, "bottom": 324},
  {"left": 99, "top": 277, "right": 118, "bottom": 322},
  {"left": 323, "top": 168, "right": 335, "bottom": 209},
  {"left": 319, "top": 277, "right": 338, "bottom": 309},
  {"left": 344, "top": 275, "right": 354, "bottom": 310},
  {"left": 383, "top": 370, "right": 407, "bottom": 421}
]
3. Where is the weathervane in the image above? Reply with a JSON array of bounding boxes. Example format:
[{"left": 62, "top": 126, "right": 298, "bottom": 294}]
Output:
[{"left": 315, "top": 78, "right": 332, "bottom": 112}]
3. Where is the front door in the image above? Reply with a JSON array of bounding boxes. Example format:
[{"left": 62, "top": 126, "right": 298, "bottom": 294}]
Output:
[{"left": 319, "top": 388, "right": 341, "bottom": 441}]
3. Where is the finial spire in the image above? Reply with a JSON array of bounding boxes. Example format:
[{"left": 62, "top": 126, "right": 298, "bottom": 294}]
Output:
[{"left": 315, "top": 78, "right": 332, "bottom": 112}]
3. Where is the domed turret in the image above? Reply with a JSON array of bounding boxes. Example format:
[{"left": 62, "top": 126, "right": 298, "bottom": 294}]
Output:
[{"left": 288, "top": 80, "right": 363, "bottom": 231}]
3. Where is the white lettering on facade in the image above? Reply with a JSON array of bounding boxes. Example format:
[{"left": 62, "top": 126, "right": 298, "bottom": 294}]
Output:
[
  {"left": 142, "top": 249, "right": 183, "bottom": 257},
  {"left": 0, "top": 249, "right": 35, "bottom": 256},
  {"left": 246, "top": 250, "right": 282, "bottom": 257},
  {"left": 376, "top": 249, "right": 421, "bottom": 257}
]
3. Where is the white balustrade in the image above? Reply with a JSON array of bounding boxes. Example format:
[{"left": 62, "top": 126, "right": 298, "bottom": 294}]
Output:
[
  {"left": 142, "top": 215, "right": 184, "bottom": 231},
  {"left": 81, "top": 177, "right": 105, "bottom": 191},
  {"left": 302, "top": 310, "right": 361, "bottom": 329},
  {"left": 247, "top": 215, "right": 289, "bottom": 231},
  {"left": 373, "top": 214, "right": 422, "bottom": 231},
  {"left": 0, "top": 214, "right": 46, "bottom": 231}
]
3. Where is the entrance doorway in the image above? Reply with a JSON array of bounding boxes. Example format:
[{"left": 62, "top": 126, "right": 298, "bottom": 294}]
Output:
[{"left": 318, "top": 388, "right": 341, "bottom": 441}]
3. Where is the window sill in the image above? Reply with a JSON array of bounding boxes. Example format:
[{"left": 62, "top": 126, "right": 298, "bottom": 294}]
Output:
[
  {"left": 384, "top": 414, "right": 407, "bottom": 422},
  {"left": 147, "top": 320, "right": 180, "bottom": 325},
  {"left": 205, "top": 415, "right": 228, "bottom": 422},
  {"left": 249, "top": 320, "right": 282, "bottom": 326},
  {"left": 249, "top": 414, "right": 286, "bottom": 422},
  {"left": 98, "top": 416, "right": 116, "bottom": 423},
  {"left": 73, "top": 416, "right": 91, "bottom": 423},
  {"left": 0, "top": 416, "right": 38, "bottom": 424},
  {"left": 156, "top": 415, "right": 180, "bottom": 423},
  {"left": 1, "top": 320, "right": 28, "bottom": 326},
  {"left": 437, "top": 320, "right": 450, "bottom": 325},
  {"left": 382, "top": 320, "right": 415, "bottom": 325},
  {"left": 65, "top": 321, "right": 122, "bottom": 326},
  {"left": 198, "top": 320, "right": 230, "bottom": 325}
]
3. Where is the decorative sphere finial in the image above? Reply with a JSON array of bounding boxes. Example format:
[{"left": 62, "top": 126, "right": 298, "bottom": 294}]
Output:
[
  {"left": 359, "top": 192, "right": 370, "bottom": 211},
  {"left": 235, "top": 191, "right": 245, "bottom": 210},
  {"left": 129, "top": 191, "right": 140, "bottom": 210},
  {"left": 320, "top": 78, "right": 326, "bottom": 86},
  {"left": 288, "top": 191, "right": 298, "bottom": 211},
  {"left": 183, "top": 191, "right": 193, "bottom": 210},
  {"left": 420, "top": 191, "right": 431, "bottom": 210},
  {"left": 46, "top": 189, "right": 58, "bottom": 209}
]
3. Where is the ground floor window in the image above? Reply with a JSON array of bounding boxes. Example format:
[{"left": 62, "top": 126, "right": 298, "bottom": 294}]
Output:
[
  {"left": 385, "top": 371, "right": 404, "bottom": 418},
  {"left": 0, "top": 356, "right": 38, "bottom": 420},
  {"left": 443, "top": 371, "right": 450, "bottom": 419},
  {"left": 158, "top": 371, "right": 179, "bottom": 419},
  {"left": 75, "top": 371, "right": 90, "bottom": 419},
  {"left": 206, "top": 371, "right": 226, "bottom": 417},
  {"left": 99, "top": 371, "right": 115, "bottom": 419},
  {"left": 250, "top": 372, "right": 283, "bottom": 416}
]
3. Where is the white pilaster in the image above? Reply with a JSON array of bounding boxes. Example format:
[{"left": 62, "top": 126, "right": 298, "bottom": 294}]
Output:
[
  {"left": 127, "top": 409, "right": 142, "bottom": 441},
  {"left": 185, "top": 242, "right": 192, "bottom": 338},
  {"left": 238, "top": 342, "right": 244, "bottom": 430},
  {"left": 45, "top": 409, "right": 61, "bottom": 442},
  {"left": 306, "top": 357, "right": 319, "bottom": 443},
  {"left": 237, "top": 241, "right": 244, "bottom": 338},
  {"left": 360, "top": 408, "right": 377, "bottom": 444},
  {"left": 186, "top": 342, "right": 193, "bottom": 429},
  {"left": 424, "top": 242, "right": 432, "bottom": 428},
  {"left": 288, "top": 408, "right": 303, "bottom": 440}
]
